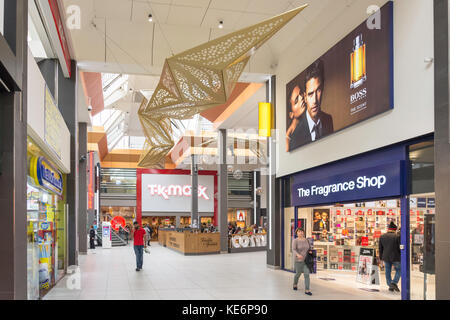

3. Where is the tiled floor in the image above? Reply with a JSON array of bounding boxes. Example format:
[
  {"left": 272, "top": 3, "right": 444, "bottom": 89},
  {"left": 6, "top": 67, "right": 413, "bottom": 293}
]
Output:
[{"left": 44, "top": 243, "right": 400, "bottom": 300}]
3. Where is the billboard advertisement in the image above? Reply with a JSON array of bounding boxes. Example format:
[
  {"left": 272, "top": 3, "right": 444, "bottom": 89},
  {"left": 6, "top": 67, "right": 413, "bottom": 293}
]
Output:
[{"left": 286, "top": 2, "right": 393, "bottom": 152}]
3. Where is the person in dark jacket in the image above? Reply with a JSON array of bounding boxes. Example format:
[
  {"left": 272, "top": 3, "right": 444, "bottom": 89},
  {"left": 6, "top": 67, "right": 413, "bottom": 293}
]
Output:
[
  {"left": 89, "top": 226, "right": 96, "bottom": 249},
  {"left": 379, "top": 221, "right": 401, "bottom": 292}
]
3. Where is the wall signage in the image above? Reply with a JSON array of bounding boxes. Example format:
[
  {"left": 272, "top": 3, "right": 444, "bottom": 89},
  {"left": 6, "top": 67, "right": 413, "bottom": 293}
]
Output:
[
  {"left": 292, "top": 161, "right": 403, "bottom": 207},
  {"left": 44, "top": 86, "right": 64, "bottom": 159},
  {"left": 417, "top": 198, "right": 427, "bottom": 208},
  {"left": 111, "top": 216, "right": 126, "bottom": 231},
  {"left": 141, "top": 174, "right": 214, "bottom": 213},
  {"left": 147, "top": 184, "right": 210, "bottom": 200},
  {"left": 48, "top": 0, "right": 72, "bottom": 77},
  {"left": 231, "top": 234, "right": 267, "bottom": 248},
  {"left": 30, "top": 156, "right": 63, "bottom": 196},
  {"left": 286, "top": 2, "right": 393, "bottom": 152},
  {"left": 236, "top": 210, "right": 246, "bottom": 222},
  {"left": 88, "top": 152, "right": 95, "bottom": 210}
]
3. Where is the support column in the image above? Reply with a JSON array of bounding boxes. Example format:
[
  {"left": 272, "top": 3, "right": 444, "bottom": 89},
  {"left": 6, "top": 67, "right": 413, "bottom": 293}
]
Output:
[
  {"left": 218, "top": 129, "right": 228, "bottom": 252},
  {"left": 191, "top": 154, "right": 199, "bottom": 228},
  {"left": 87, "top": 152, "right": 96, "bottom": 231},
  {"left": 57, "top": 61, "right": 79, "bottom": 266},
  {"left": 0, "top": 93, "right": 28, "bottom": 299},
  {"left": 38, "top": 59, "right": 79, "bottom": 265},
  {"left": 434, "top": 0, "right": 450, "bottom": 300},
  {"left": 78, "top": 122, "right": 87, "bottom": 254},
  {"left": 254, "top": 171, "right": 261, "bottom": 227},
  {"left": 0, "top": 0, "right": 28, "bottom": 300},
  {"left": 400, "top": 195, "right": 411, "bottom": 300},
  {"left": 266, "top": 75, "right": 281, "bottom": 269}
]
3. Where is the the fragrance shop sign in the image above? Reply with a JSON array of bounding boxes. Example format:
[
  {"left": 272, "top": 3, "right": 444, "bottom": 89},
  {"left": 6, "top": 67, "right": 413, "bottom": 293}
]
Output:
[
  {"left": 292, "top": 162, "right": 404, "bottom": 207},
  {"left": 141, "top": 174, "right": 214, "bottom": 213}
]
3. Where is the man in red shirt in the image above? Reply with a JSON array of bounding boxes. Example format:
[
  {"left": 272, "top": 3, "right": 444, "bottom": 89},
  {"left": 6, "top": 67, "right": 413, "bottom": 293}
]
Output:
[{"left": 133, "top": 221, "right": 147, "bottom": 271}]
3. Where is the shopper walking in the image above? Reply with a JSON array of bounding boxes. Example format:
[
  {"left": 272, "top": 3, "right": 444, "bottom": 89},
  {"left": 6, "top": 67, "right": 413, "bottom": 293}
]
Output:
[
  {"left": 379, "top": 221, "right": 401, "bottom": 292},
  {"left": 89, "top": 226, "right": 96, "bottom": 250},
  {"left": 133, "top": 222, "right": 147, "bottom": 271},
  {"left": 144, "top": 224, "right": 153, "bottom": 246},
  {"left": 292, "top": 228, "right": 312, "bottom": 296}
]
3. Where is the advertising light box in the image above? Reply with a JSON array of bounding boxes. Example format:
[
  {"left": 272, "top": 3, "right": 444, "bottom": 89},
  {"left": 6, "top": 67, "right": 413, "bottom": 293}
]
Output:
[
  {"left": 141, "top": 174, "right": 215, "bottom": 213},
  {"left": 286, "top": 1, "right": 393, "bottom": 152}
]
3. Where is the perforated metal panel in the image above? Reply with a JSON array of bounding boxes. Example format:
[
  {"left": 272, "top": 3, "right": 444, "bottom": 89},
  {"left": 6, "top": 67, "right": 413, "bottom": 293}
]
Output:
[{"left": 137, "top": 5, "right": 307, "bottom": 167}]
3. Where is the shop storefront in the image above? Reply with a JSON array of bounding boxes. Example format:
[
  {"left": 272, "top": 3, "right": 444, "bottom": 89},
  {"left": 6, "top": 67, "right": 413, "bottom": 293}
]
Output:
[
  {"left": 281, "top": 138, "right": 435, "bottom": 300},
  {"left": 27, "top": 138, "right": 67, "bottom": 299},
  {"left": 136, "top": 169, "right": 217, "bottom": 240},
  {"left": 227, "top": 208, "right": 267, "bottom": 253},
  {"left": 25, "top": 47, "right": 71, "bottom": 299}
]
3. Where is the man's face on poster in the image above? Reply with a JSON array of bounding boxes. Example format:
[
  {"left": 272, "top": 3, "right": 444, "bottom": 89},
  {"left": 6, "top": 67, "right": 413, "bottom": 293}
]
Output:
[
  {"left": 305, "top": 77, "right": 323, "bottom": 121},
  {"left": 321, "top": 212, "right": 328, "bottom": 221}
]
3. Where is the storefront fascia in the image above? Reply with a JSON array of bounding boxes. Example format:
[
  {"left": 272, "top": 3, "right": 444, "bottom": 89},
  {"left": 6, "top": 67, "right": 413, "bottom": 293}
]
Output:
[
  {"left": 136, "top": 169, "right": 218, "bottom": 226},
  {"left": 280, "top": 134, "right": 433, "bottom": 300}
]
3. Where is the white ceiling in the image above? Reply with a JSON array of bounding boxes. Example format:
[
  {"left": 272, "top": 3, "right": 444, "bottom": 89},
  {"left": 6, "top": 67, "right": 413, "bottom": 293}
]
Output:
[
  {"left": 62, "top": 0, "right": 369, "bottom": 141},
  {"left": 101, "top": 74, "right": 160, "bottom": 135},
  {"left": 61, "top": 0, "right": 335, "bottom": 75}
]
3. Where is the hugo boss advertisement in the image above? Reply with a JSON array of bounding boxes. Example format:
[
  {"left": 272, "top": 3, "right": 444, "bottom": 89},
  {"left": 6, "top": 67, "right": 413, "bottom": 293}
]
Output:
[{"left": 286, "top": 1, "right": 393, "bottom": 152}]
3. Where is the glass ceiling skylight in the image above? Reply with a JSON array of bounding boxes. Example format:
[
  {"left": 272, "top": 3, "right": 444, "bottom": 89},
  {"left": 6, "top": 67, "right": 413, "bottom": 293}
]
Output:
[
  {"left": 102, "top": 73, "right": 129, "bottom": 107},
  {"left": 92, "top": 74, "right": 216, "bottom": 154}
]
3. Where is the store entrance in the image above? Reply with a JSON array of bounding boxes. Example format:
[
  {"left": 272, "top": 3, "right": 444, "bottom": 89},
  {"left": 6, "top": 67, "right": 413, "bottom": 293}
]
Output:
[
  {"left": 286, "top": 198, "right": 402, "bottom": 292},
  {"left": 409, "top": 193, "right": 435, "bottom": 300}
]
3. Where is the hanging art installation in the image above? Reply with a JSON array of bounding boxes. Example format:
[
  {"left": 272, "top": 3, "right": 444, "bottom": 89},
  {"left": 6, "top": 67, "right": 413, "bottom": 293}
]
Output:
[{"left": 138, "top": 5, "right": 308, "bottom": 167}]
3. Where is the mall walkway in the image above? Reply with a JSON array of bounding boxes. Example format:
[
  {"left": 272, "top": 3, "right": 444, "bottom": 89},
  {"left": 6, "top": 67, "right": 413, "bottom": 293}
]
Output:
[{"left": 44, "top": 243, "right": 400, "bottom": 300}]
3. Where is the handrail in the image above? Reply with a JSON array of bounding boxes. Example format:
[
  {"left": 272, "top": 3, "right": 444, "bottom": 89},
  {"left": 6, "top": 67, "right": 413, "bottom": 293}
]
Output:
[
  {"left": 111, "top": 228, "right": 128, "bottom": 245},
  {"left": 119, "top": 225, "right": 129, "bottom": 233}
]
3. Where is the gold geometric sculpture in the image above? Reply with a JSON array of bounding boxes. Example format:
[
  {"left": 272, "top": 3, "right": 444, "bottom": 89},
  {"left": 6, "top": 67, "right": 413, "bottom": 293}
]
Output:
[{"left": 138, "top": 5, "right": 308, "bottom": 167}]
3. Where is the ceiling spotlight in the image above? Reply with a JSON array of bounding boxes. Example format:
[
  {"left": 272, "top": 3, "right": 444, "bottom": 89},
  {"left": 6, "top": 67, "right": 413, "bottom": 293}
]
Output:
[
  {"left": 218, "top": 20, "right": 224, "bottom": 29},
  {"left": 148, "top": 14, "right": 153, "bottom": 22}
]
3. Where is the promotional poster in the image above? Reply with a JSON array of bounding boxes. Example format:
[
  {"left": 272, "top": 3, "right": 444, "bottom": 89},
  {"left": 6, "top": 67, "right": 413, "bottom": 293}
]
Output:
[
  {"left": 312, "top": 209, "right": 330, "bottom": 233},
  {"left": 286, "top": 2, "right": 393, "bottom": 152},
  {"left": 356, "top": 248, "right": 380, "bottom": 285}
]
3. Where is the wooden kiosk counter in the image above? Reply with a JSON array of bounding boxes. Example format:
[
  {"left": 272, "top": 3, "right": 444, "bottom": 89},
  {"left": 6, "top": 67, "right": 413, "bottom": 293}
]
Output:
[{"left": 158, "top": 228, "right": 220, "bottom": 255}]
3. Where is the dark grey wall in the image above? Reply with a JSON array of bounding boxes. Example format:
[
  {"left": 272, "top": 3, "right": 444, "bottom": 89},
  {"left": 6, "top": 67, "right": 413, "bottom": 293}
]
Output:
[
  {"left": 434, "top": 0, "right": 450, "bottom": 300},
  {"left": 37, "top": 59, "right": 56, "bottom": 98},
  {"left": 0, "top": 92, "right": 27, "bottom": 300},
  {"left": 254, "top": 171, "right": 262, "bottom": 226},
  {"left": 39, "top": 59, "right": 79, "bottom": 265},
  {"left": 218, "top": 129, "right": 228, "bottom": 252},
  {"left": 0, "top": 0, "right": 28, "bottom": 300},
  {"left": 58, "top": 61, "right": 79, "bottom": 265},
  {"left": 78, "top": 122, "right": 87, "bottom": 254}
]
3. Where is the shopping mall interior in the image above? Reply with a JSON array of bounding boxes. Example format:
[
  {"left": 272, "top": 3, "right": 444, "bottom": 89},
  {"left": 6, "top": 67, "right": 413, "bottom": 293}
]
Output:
[{"left": 0, "top": 0, "right": 449, "bottom": 303}]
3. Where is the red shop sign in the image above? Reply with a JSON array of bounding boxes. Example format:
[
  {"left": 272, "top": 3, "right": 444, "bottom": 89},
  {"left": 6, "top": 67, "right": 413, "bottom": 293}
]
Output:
[{"left": 361, "top": 237, "right": 369, "bottom": 246}]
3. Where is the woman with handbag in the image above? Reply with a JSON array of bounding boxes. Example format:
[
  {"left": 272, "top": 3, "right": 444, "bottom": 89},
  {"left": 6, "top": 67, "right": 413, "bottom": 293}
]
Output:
[{"left": 292, "top": 228, "right": 313, "bottom": 296}]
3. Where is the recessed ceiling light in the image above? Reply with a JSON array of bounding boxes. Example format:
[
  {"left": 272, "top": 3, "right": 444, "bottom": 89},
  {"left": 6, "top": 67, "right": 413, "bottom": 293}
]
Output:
[
  {"left": 218, "top": 20, "right": 224, "bottom": 29},
  {"left": 148, "top": 14, "right": 153, "bottom": 22}
]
